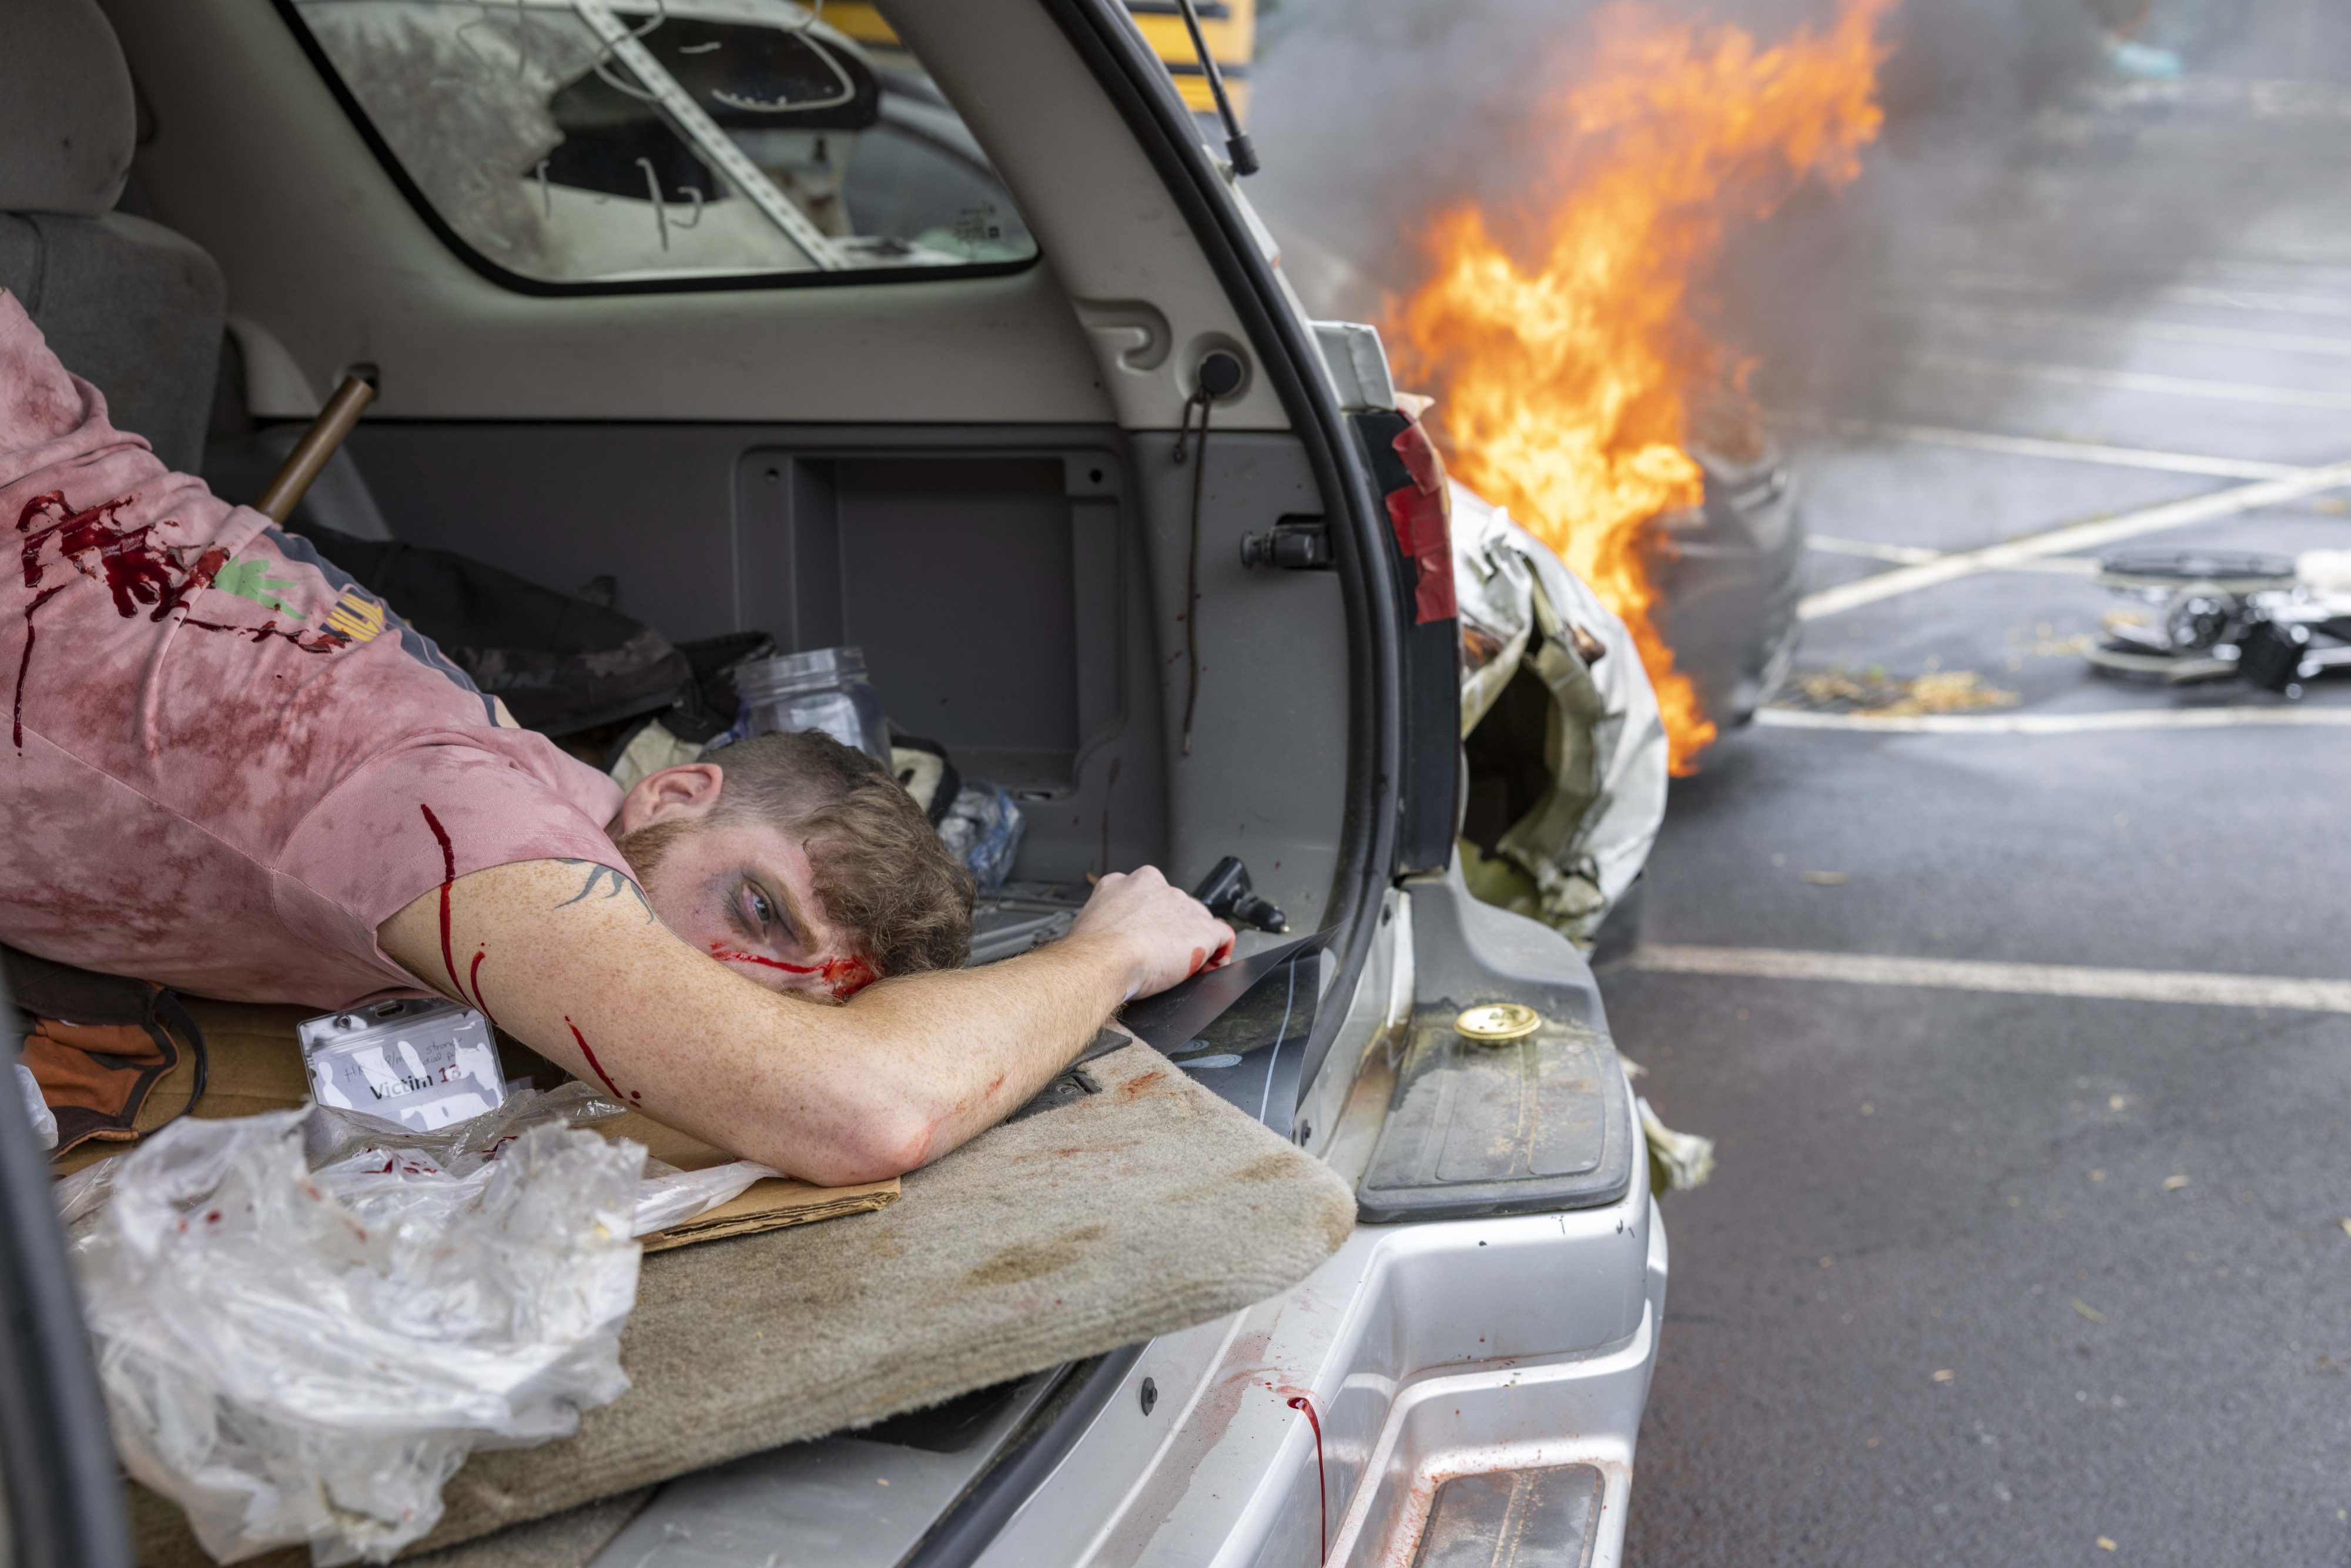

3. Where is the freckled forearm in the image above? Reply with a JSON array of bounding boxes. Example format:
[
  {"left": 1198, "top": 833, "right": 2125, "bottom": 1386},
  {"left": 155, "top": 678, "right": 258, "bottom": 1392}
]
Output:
[
  {"left": 381, "top": 862, "right": 1143, "bottom": 1179},
  {"left": 830, "top": 931, "right": 1137, "bottom": 1155}
]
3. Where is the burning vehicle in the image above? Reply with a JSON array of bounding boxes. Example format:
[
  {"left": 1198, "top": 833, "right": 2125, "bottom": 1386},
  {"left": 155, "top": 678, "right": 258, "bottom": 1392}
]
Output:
[
  {"left": 1647, "top": 434, "right": 1806, "bottom": 735},
  {"left": 1254, "top": 0, "right": 1893, "bottom": 783}
]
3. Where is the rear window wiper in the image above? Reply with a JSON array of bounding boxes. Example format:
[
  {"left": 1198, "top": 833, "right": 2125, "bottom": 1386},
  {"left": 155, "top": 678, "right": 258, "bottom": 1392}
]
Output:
[{"left": 1170, "top": 0, "right": 1258, "bottom": 176}]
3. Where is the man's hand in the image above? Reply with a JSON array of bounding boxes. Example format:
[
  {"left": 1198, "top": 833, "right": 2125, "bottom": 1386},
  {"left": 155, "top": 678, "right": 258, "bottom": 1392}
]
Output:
[{"left": 1068, "top": 866, "right": 1235, "bottom": 1000}]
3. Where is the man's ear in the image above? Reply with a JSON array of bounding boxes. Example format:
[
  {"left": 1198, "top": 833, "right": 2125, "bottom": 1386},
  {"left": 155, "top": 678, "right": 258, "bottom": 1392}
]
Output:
[{"left": 614, "top": 763, "right": 726, "bottom": 834}]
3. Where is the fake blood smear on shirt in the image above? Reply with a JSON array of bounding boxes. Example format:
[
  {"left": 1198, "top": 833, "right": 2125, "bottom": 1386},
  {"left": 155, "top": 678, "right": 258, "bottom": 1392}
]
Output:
[
  {"left": 708, "top": 945, "right": 878, "bottom": 1001},
  {"left": 13, "top": 490, "right": 345, "bottom": 750}
]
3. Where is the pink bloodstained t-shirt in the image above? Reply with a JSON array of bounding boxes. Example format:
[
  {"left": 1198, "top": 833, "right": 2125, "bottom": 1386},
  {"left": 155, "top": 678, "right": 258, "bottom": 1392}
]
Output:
[{"left": 0, "top": 294, "right": 627, "bottom": 1007}]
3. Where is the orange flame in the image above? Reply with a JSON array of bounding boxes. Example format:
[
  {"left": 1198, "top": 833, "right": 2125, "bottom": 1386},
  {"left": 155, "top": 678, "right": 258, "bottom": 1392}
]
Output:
[{"left": 1392, "top": 0, "right": 1894, "bottom": 774}]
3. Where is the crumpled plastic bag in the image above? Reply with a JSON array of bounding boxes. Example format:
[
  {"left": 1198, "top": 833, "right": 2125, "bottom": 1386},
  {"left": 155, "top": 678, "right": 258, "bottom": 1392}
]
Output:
[
  {"left": 296, "top": 1081, "right": 776, "bottom": 1239},
  {"left": 632, "top": 1156, "right": 779, "bottom": 1235},
  {"left": 937, "top": 779, "right": 1025, "bottom": 890},
  {"left": 71, "top": 1106, "right": 645, "bottom": 1565},
  {"left": 15, "top": 1060, "right": 56, "bottom": 1149}
]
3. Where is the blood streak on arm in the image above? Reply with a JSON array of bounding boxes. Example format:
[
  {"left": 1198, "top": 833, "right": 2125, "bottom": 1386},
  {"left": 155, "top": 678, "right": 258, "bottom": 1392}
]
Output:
[
  {"left": 565, "top": 1016, "right": 639, "bottom": 1103},
  {"left": 466, "top": 947, "right": 499, "bottom": 1030},
  {"left": 417, "top": 804, "right": 464, "bottom": 1002}
]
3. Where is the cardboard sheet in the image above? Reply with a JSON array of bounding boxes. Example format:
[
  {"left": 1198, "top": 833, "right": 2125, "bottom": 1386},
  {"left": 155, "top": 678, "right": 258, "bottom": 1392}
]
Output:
[{"left": 603, "top": 1110, "right": 899, "bottom": 1249}]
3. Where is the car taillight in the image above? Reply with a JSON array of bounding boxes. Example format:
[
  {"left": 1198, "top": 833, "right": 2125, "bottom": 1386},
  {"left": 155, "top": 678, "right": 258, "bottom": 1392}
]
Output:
[{"left": 1385, "top": 418, "right": 1456, "bottom": 625}]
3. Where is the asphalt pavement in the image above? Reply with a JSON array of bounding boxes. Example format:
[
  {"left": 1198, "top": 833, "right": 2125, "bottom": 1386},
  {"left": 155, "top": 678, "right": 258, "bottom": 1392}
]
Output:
[{"left": 1613, "top": 56, "right": 2351, "bottom": 1568}]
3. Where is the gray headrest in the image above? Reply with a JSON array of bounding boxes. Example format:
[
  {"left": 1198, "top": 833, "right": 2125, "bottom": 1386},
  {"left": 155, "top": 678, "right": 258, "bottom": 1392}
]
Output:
[{"left": 0, "top": 0, "right": 136, "bottom": 216}]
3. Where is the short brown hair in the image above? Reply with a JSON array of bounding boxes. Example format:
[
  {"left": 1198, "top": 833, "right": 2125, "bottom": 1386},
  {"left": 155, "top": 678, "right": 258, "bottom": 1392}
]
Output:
[{"left": 704, "top": 730, "right": 974, "bottom": 975}]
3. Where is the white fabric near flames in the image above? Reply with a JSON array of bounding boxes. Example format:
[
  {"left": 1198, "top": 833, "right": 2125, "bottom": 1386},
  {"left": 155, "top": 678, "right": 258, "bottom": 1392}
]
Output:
[{"left": 1451, "top": 481, "right": 1669, "bottom": 945}]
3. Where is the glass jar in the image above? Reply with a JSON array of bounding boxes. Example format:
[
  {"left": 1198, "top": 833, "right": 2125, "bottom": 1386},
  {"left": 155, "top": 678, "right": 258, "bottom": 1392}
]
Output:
[{"left": 729, "top": 646, "right": 891, "bottom": 765}]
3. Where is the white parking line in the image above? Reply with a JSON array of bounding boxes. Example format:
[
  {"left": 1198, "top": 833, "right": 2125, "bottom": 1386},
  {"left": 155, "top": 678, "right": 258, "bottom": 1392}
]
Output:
[
  {"left": 1807, "top": 534, "right": 1941, "bottom": 564},
  {"left": 1756, "top": 705, "right": 2351, "bottom": 735},
  {"left": 1807, "top": 537, "right": 2098, "bottom": 575},
  {"left": 2186, "top": 257, "right": 2351, "bottom": 289},
  {"left": 1959, "top": 260, "right": 2351, "bottom": 294},
  {"left": 1919, "top": 356, "right": 2351, "bottom": 412},
  {"left": 1794, "top": 416, "right": 2303, "bottom": 480},
  {"left": 1796, "top": 458, "right": 2351, "bottom": 620},
  {"left": 1939, "top": 304, "right": 2351, "bottom": 359},
  {"left": 1630, "top": 943, "right": 2351, "bottom": 1014},
  {"left": 2161, "top": 283, "right": 2351, "bottom": 320}
]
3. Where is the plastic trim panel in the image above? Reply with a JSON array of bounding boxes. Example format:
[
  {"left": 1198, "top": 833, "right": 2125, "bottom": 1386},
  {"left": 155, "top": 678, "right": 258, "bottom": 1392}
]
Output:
[{"left": 1032, "top": 0, "right": 1404, "bottom": 1118}]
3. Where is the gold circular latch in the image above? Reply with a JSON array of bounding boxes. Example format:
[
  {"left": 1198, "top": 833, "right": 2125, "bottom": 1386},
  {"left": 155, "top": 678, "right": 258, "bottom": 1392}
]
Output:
[{"left": 1454, "top": 1003, "right": 1542, "bottom": 1043}]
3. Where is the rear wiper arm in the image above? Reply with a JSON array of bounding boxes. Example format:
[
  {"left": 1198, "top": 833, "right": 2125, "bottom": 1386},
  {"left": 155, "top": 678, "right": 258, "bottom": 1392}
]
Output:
[{"left": 1170, "top": 0, "right": 1258, "bottom": 176}]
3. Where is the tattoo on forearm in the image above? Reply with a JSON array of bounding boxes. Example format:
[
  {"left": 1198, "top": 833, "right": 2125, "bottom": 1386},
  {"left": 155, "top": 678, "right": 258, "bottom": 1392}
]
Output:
[{"left": 552, "top": 860, "right": 655, "bottom": 922}]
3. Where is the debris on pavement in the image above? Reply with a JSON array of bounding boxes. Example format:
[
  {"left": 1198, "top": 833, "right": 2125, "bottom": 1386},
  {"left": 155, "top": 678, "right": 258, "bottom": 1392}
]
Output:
[
  {"left": 2164, "top": 1175, "right": 2192, "bottom": 1191},
  {"left": 1801, "top": 870, "right": 1849, "bottom": 886},
  {"left": 1784, "top": 668, "right": 2021, "bottom": 716},
  {"left": 1639, "top": 1097, "right": 1716, "bottom": 1193},
  {"left": 2087, "top": 548, "right": 2351, "bottom": 695},
  {"left": 1618, "top": 1061, "right": 1714, "bottom": 1202},
  {"left": 2072, "top": 1299, "right": 2106, "bottom": 1323},
  {"left": 1932, "top": 1369, "right": 1955, "bottom": 1383}
]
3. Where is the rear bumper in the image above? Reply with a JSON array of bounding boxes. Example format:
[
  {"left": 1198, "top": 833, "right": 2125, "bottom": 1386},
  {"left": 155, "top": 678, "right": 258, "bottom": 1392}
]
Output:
[{"left": 975, "top": 1097, "right": 1667, "bottom": 1567}]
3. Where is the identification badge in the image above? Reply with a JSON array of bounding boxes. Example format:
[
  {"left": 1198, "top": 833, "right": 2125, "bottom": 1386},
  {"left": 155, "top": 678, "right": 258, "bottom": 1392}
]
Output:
[{"left": 297, "top": 999, "right": 506, "bottom": 1133}]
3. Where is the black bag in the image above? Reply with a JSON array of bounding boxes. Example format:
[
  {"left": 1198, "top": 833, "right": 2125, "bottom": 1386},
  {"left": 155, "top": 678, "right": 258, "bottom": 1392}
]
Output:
[
  {"left": 293, "top": 525, "right": 695, "bottom": 737},
  {"left": 665, "top": 630, "right": 779, "bottom": 743}
]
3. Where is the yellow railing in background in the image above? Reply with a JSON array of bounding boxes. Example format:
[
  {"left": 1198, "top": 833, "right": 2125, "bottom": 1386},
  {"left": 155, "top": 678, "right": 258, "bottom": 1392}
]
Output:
[{"left": 820, "top": 0, "right": 1254, "bottom": 120}]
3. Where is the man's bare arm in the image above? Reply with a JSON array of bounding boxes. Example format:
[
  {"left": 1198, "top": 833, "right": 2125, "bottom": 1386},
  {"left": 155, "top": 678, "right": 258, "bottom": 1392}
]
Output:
[{"left": 379, "top": 860, "right": 1228, "bottom": 1185}]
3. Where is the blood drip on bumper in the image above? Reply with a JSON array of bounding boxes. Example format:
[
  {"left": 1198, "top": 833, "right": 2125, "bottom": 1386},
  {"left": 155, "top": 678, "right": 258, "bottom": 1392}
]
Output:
[{"left": 1287, "top": 1395, "right": 1328, "bottom": 1563}]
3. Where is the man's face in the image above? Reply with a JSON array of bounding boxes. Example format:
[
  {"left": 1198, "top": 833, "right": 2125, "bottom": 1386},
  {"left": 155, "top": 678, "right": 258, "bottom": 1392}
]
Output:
[{"left": 612, "top": 766, "right": 876, "bottom": 1002}]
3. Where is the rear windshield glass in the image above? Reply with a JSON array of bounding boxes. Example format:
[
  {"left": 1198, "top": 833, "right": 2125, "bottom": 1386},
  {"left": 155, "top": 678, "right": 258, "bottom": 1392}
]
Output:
[{"left": 287, "top": 1, "right": 1038, "bottom": 288}]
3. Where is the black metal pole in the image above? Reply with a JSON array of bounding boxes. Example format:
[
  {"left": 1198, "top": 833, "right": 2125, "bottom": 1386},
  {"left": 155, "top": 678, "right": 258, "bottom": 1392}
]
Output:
[{"left": 1170, "top": 0, "right": 1258, "bottom": 175}]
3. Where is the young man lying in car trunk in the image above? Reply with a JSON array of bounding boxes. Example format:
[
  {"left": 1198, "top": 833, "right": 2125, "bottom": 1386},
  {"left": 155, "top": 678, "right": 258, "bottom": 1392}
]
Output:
[{"left": 0, "top": 294, "right": 1233, "bottom": 1185}]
